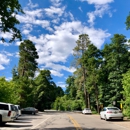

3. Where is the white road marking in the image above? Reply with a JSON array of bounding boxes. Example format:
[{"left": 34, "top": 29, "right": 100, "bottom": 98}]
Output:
[{"left": 32, "top": 116, "right": 51, "bottom": 129}]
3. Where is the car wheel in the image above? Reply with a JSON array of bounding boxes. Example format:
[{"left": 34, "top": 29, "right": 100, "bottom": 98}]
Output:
[
  {"left": 100, "top": 115, "right": 103, "bottom": 120},
  {"left": 120, "top": 117, "right": 123, "bottom": 121},
  {"left": 32, "top": 112, "right": 35, "bottom": 115},
  {"left": 2, "top": 122, "right": 6, "bottom": 126}
]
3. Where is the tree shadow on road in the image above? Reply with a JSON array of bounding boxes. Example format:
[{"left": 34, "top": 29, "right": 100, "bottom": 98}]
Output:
[{"left": 39, "top": 127, "right": 114, "bottom": 130}]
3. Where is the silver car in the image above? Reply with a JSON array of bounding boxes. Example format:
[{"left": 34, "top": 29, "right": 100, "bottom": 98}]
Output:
[
  {"left": 82, "top": 108, "right": 92, "bottom": 114},
  {"left": 100, "top": 107, "right": 123, "bottom": 121}
]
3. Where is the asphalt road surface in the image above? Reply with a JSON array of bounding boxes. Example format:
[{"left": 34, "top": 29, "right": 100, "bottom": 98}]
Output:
[{"left": 0, "top": 111, "right": 130, "bottom": 130}]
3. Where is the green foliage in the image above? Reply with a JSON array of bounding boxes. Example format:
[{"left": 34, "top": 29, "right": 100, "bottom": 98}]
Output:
[
  {"left": 73, "top": 34, "right": 91, "bottom": 108},
  {"left": 0, "top": 0, "right": 24, "bottom": 42},
  {"left": 0, "top": 77, "right": 20, "bottom": 104},
  {"left": 101, "top": 34, "right": 130, "bottom": 107},
  {"left": 122, "top": 70, "right": 130, "bottom": 117},
  {"left": 18, "top": 40, "right": 39, "bottom": 78},
  {"left": 33, "top": 70, "right": 64, "bottom": 111},
  {"left": 52, "top": 95, "right": 84, "bottom": 111},
  {"left": 0, "top": 77, "right": 12, "bottom": 102},
  {"left": 125, "top": 12, "right": 130, "bottom": 30}
]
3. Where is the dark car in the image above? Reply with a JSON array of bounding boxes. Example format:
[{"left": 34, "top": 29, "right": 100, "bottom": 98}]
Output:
[{"left": 21, "top": 107, "right": 38, "bottom": 115}]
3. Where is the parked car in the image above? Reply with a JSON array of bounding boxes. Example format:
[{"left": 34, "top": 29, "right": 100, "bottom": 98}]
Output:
[
  {"left": 15, "top": 105, "right": 21, "bottom": 116},
  {"left": 100, "top": 107, "right": 123, "bottom": 121},
  {"left": 14, "top": 105, "right": 19, "bottom": 119},
  {"left": 21, "top": 107, "right": 38, "bottom": 115},
  {"left": 82, "top": 108, "right": 92, "bottom": 114},
  {"left": 0, "top": 102, "right": 17, "bottom": 125}
]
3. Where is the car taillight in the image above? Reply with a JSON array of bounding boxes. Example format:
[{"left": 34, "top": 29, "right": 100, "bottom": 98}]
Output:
[
  {"left": 8, "top": 111, "right": 11, "bottom": 116},
  {"left": 107, "top": 111, "right": 112, "bottom": 113}
]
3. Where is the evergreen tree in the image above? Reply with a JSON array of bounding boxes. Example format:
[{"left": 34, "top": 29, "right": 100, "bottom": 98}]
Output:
[
  {"left": 125, "top": 12, "right": 130, "bottom": 30},
  {"left": 73, "top": 34, "right": 91, "bottom": 108},
  {"left": 16, "top": 40, "right": 39, "bottom": 107},
  {"left": 82, "top": 44, "right": 102, "bottom": 113},
  {"left": 122, "top": 70, "right": 130, "bottom": 117},
  {"left": 34, "top": 70, "right": 56, "bottom": 110},
  {"left": 101, "top": 34, "right": 130, "bottom": 107},
  {"left": 18, "top": 40, "right": 39, "bottom": 78}
]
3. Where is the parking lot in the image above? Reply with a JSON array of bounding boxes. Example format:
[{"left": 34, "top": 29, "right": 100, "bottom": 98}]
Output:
[{"left": 0, "top": 112, "right": 47, "bottom": 129}]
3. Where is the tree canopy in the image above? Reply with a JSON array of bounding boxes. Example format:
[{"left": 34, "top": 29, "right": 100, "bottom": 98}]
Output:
[{"left": 0, "top": 0, "right": 24, "bottom": 42}]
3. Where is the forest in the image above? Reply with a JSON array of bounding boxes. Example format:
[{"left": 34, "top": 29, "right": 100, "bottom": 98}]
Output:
[{"left": 1, "top": 0, "right": 130, "bottom": 118}]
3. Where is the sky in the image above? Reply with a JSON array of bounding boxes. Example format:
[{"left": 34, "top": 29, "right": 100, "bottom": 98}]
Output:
[{"left": 0, "top": 0, "right": 130, "bottom": 90}]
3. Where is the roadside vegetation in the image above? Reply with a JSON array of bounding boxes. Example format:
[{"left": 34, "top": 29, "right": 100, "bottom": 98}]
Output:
[{"left": 1, "top": 0, "right": 130, "bottom": 118}]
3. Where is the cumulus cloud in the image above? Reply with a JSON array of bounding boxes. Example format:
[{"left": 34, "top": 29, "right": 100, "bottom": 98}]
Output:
[
  {"left": 56, "top": 81, "right": 66, "bottom": 88},
  {"left": 0, "top": 32, "right": 12, "bottom": 41},
  {"left": 26, "top": 21, "right": 110, "bottom": 77},
  {"left": 0, "top": 53, "right": 10, "bottom": 70},
  {"left": 80, "top": 0, "right": 114, "bottom": 5},
  {"left": 50, "top": 0, "right": 63, "bottom": 7},
  {"left": 79, "top": 0, "right": 114, "bottom": 26},
  {"left": 0, "top": 41, "right": 9, "bottom": 46},
  {"left": 27, "top": 0, "right": 39, "bottom": 9},
  {"left": 87, "top": 4, "right": 112, "bottom": 26},
  {"left": 44, "top": 6, "right": 65, "bottom": 17},
  {"left": 17, "top": 9, "right": 50, "bottom": 29},
  {"left": 1, "top": 0, "right": 111, "bottom": 79}
]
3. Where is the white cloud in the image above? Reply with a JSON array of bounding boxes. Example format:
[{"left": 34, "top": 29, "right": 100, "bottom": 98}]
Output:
[
  {"left": 0, "top": 41, "right": 9, "bottom": 46},
  {"left": 56, "top": 81, "right": 66, "bottom": 88},
  {"left": 52, "top": 18, "right": 60, "bottom": 24},
  {"left": 50, "top": 0, "right": 63, "bottom": 7},
  {"left": 15, "top": 1, "right": 110, "bottom": 79},
  {"left": 27, "top": 0, "right": 38, "bottom": 9},
  {"left": 87, "top": 4, "right": 111, "bottom": 26},
  {"left": 44, "top": 6, "right": 65, "bottom": 17},
  {"left": 6, "top": 77, "right": 12, "bottom": 81},
  {"left": 0, "top": 64, "right": 4, "bottom": 70},
  {"left": 50, "top": 70, "right": 63, "bottom": 77},
  {"left": 68, "top": 12, "right": 75, "bottom": 21},
  {"left": 78, "top": 7, "right": 83, "bottom": 12},
  {"left": 0, "top": 53, "right": 10, "bottom": 70},
  {"left": 26, "top": 21, "right": 110, "bottom": 77},
  {"left": 85, "top": 0, "right": 113, "bottom": 26},
  {"left": 0, "top": 32, "right": 12, "bottom": 40},
  {"left": 15, "top": 41, "right": 22, "bottom": 46},
  {"left": 17, "top": 9, "right": 50, "bottom": 29},
  {"left": 79, "top": 0, "right": 114, "bottom": 26},
  {"left": 80, "top": 0, "right": 114, "bottom": 5}
]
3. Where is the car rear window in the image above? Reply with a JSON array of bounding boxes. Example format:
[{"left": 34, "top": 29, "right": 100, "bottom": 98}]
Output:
[
  {"left": 107, "top": 108, "right": 119, "bottom": 110},
  {"left": 18, "top": 106, "right": 21, "bottom": 110},
  {"left": 0, "top": 104, "right": 9, "bottom": 110},
  {"left": 10, "top": 105, "right": 16, "bottom": 111},
  {"left": 85, "top": 108, "right": 90, "bottom": 110}
]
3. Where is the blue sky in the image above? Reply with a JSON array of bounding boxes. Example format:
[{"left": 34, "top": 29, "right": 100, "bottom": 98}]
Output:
[{"left": 0, "top": 0, "right": 130, "bottom": 90}]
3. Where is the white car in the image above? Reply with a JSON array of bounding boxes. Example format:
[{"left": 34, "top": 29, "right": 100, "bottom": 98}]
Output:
[
  {"left": 100, "top": 107, "right": 123, "bottom": 121},
  {"left": 0, "top": 102, "right": 17, "bottom": 125},
  {"left": 15, "top": 105, "right": 21, "bottom": 116},
  {"left": 82, "top": 108, "right": 92, "bottom": 114}
]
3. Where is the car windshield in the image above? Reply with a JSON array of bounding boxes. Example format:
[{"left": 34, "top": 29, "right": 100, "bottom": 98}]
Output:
[
  {"left": 84, "top": 108, "right": 90, "bottom": 110},
  {"left": 107, "top": 107, "right": 119, "bottom": 110}
]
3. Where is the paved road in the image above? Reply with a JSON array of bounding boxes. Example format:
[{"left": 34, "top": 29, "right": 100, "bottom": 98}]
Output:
[{"left": 0, "top": 111, "right": 130, "bottom": 130}]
